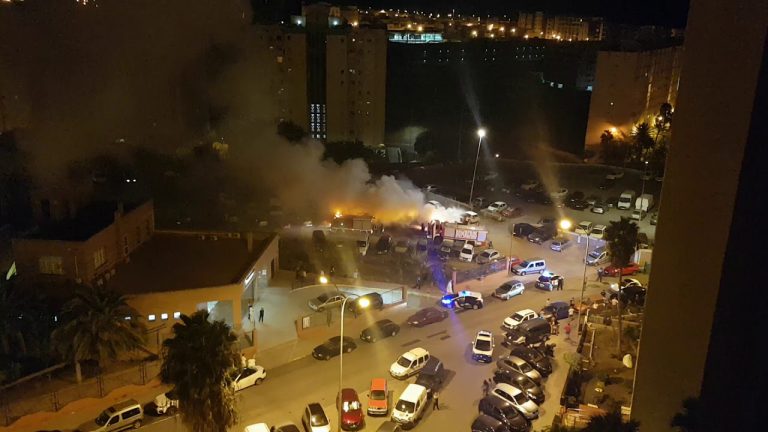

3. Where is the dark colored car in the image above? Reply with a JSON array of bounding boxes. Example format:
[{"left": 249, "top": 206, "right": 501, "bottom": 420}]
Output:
[
  {"left": 375, "top": 234, "right": 392, "bottom": 254},
  {"left": 504, "top": 318, "right": 551, "bottom": 347},
  {"left": 539, "top": 301, "right": 570, "bottom": 320},
  {"left": 453, "top": 294, "right": 484, "bottom": 310},
  {"left": 478, "top": 396, "right": 529, "bottom": 432},
  {"left": 614, "top": 285, "right": 647, "bottom": 306},
  {"left": 415, "top": 357, "right": 445, "bottom": 396},
  {"left": 567, "top": 199, "right": 590, "bottom": 210},
  {"left": 566, "top": 191, "right": 585, "bottom": 203},
  {"left": 527, "top": 225, "right": 556, "bottom": 244},
  {"left": 509, "top": 344, "right": 553, "bottom": 377},
  {"left": 493, "top": 369, "right": 545, "bottom": 405},
  {"left": 376, "top": 421, "right": 403, "bottom": 432},
  {"left": 512, "top": 223, "right": 536, "bottom": 238},
  {"left": 360, "top": 319, "right": 400, "bottom": 343},
  {"left": 312, "top": 336, "right": 357, "bottom": 360},
  {"left": 406, "top": 307, "right": 449, "bottom": 327},
  {"left": 271, "top": 425, "right": 301, "bottom": 432},
  {"left": 337, "top": 388, "right": 365, "bottom": 430},
  {"left": 471, "top": 414, "right": 513, "bottom": 432},
  {"left": 348, "top": 292, "right": 384, "bottom": 313}
]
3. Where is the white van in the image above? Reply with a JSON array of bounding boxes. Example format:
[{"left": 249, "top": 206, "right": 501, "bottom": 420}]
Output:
[
  {"left": 461, "top": 211, "right": 480, "bottom": 225},
  {"left": 77, "top": 400, "right": 144, "bottom": 432},
  {"left": 512, "top": 258, "right": 546, "bottom": 275},
  {"left": 390, "top": 348, "right": 430, "bottom": 379},
  {"left": 618, "top": 190, "right": 636, "bottom": 210},
  {"left": 391, "top": 384, "right": 429, "bottom": 427},
  {"left": 459, "top": 243, "right": 475, "bottom": 262}
]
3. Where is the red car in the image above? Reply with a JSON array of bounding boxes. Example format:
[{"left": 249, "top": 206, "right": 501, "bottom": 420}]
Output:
[
  {"left": 337, "top": 388, "right": 364, "bottom": 430},
  {"left": 603, "top": 263, "right": 641, "bottom": 277}
]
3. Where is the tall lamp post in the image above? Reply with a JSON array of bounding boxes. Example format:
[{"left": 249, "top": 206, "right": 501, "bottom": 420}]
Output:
[
  {"left": 319, "top": 276, "right": 370, "bottom": 431},
  {"left": 640, "top": 160, "right": 649, "bottom": 214},
  {"left": 468, "top": 127, "right": 486, "bottom": 208},
  {"left": 560, "top": 219, "right": 589, "bottom": 334}
]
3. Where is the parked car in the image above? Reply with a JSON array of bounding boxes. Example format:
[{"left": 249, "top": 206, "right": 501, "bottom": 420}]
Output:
[
  {"left": 312, "top": 336, "right": 357, "bottom": 360},
  {"left": 375, "top": 234, "right": 392, "bottom": 254},
  {"left": 477, "top": 249, "right": 503, "bottom": 264},
  {"left": 574, "top": 221, "right": 593, "bottom": 235},
  {"left": 650, "top": 212, "right": 659, "bottom": 225},
  {"left": 367, "top": 378, "right": 390, "bottom": 416},
  {"left": 603, "top": 262, "right": 641, "bottom": 276},
  {"left": 337, "top": 388, "right": 365, "bottom": 431},
  {"left": 478, "top": 395, "right": 529, "bottom": 432},
  {"left": 493, "top": 368, "right": 545, "bottom": 405},
  {"left": 549, "top": 237, "right": 570, "bottom": 252},
  {"left": 630, "top": 209, "right": 646, "bottom": 221},
  {"left": 244, "top": 423, "right": 270, "bottom": 432},
  {"left": 271, "top": 423, "right": 301, "bottom": 432},
  {"left": 375, "top": 421, "right": 402, "bottom": 432},
  {"left": 503, "top": 309, "right": 538, "bottom": 330},
  {"left": 490, "top": 383, "right": 539, "bottom": 420},
  {"left": 471, "top": 414, "right": 514, "bottom": 432},
  {"left": 566, "top": 191, "right": 585, "bottom": 203},
  {"left": 232, "top": 365, "right": 267, "bottom": 391},
  {"left": 153, "top": 389, "right": 179, "bottom": 415},
  {"left": 512, "top": 223, "right": 536, "bottom": 238},
  {"left": 500, "top": 207, "right": 523, "bottom": 218},
  {"left": 487, "top": 201, "right": 508, "bottom": 212},
  {"left": 391, "top": 384, "right": 429, "bottom": 427},
  {"left": 539, "top": 301, "right": 570, "bottom": 320},
  {"left": 503, "top": 318, "right": 551, "bottom": 347},
  {"left": 493, "top": 280, "right": 525, "bottom": 300},
  {"left": 496, "top": 356, "right": 542, "bottom": 385},
  {"left": 360, "top": 319, "right": 400, "bottom": 343},
  {"left": 452, "top": 290, "right": 485, "bottom": 310},
  {"left": 302, "top": 403, "right": 331, "bottom": 432},
  {"left": 348, "top": 292, "right": 384, "bottom": 313},
  {"left": 308, "top": 292, "right": 347, "bottom": 312},
  {"left": 406, "top": 307, "right": 448, "bottom": 327},
  {"left": 590, "top": 224, "right": 606, "bottom": 239},
  {"left": 414, "top": 356, "right": 445, "bottom": 396},
  {"left": 512, "top": 258, "right": 546, "bottom": 275},
  {"left": 460, "top": 243, "right": 475, "bottom": 262},
  {"left": 535, "top": 271, "right": 564, "bottom": 292},
  {"left": 591, "top": 201, "right": 608, "bottom": 214},
  {"left": 472, "top": 330, "right": 495, "bottom": 363},
  {"left": 508, "top": 344, "right": 553, "bottom": 377},
  {"left": 77, "top": 399, "right": 144, "bottom": 432},
  {"left": 390, "top": 348, "right": 430, "bottom": 379},
  {"left": 585, "top": 246, "right": 610, "bottom": 266}
]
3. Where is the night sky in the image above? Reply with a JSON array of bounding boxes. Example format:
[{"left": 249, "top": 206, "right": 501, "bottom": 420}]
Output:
[{"left": 340, "top": 0, "right": 691, "bottom": 28}]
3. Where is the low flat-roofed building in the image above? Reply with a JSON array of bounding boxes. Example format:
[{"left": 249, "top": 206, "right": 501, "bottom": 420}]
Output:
[{"left": 107, "top": 230, "right": 279, "bottom": 343}]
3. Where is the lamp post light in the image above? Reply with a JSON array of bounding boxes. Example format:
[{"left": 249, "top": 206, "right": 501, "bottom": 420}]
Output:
[
  {"left": 469, "top": 128, "right": 486, "bottom": 208},
  {"left": 319, "top": 277, "right": 370, "bottom": 431}
]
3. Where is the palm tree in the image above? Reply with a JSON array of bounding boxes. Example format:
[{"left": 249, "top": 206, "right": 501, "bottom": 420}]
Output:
[
  {"left": 583, "top": 410, "right": 640, "bottom": 432},
  {"left": 604, "top": 217, "right": 639, "bottom": 356},
  {"left": 160, "top": 310, "right": 240, "bottom": 432},
  {"left": 632, "top": 122, "right": 655, "bottom": 162},
  {"left": 51, "top": 286, "right": 146, "bottom": 383},
  {"left": 671, "top": 397, "right": 704, "bottom": 431}
]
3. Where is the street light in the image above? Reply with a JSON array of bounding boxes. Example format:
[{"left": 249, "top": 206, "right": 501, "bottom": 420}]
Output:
[
  {"left": 469, "top": 128, "right": 486, "bottom": 208},
  {"left": 319, "top": 277, "right": 370, "bottom": 431},
  {"left": 561, "top": 218, "right": 589, "bottom": 335}
]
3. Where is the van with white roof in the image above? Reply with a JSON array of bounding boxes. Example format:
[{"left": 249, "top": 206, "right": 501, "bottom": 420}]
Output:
[{"left": 391, "top": 384, "right": 428, "bottom": 427}]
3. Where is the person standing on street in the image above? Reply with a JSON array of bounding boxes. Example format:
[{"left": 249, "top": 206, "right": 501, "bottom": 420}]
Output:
[
  {"left": 597, "top": 267, "right": 604, "bottom": 282},
  {"left": 433, "top": 391, "right": 440, "bottom": 410},
  {"left": 565, "top": 321, "right": 572, "bottom": 340},
  {"left": 258, "top": 307, "right": 264, "bottom": 323},
  {"left": 482, "top": 379, "right": 489, "bottom": 396},
  {"left": 559, "top": 277, "right": 565, "bottom": 291}
]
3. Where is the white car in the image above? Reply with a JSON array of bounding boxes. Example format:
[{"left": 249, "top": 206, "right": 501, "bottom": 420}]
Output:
[
  {"left": 608, "top": 278, "right": 643, "bottom": 295},
  {"left": 472, "top": 330, "right": 495, "bottom": 363},
  {"left": 490, "top": 383, "right": 540, "bottom": 420},
  {"left": 302, "top": 403, "right": 331, "bottom": 432},
  {"left": 232, "top": 365, "right": 267, "bottom": 391},
  {"left": 549, "top": 188, "right": 568, "bottom": 200},
  {"left": 575, "top": 221, "right": 594, "bottom": 235},
  {"left": 243, "top": 424, "right": 270, "bottom": 432},
  {"left": 390, "top": 348, "right": 430, "bottom": 378},
  {"left": 503, "top": 309, "right": 538, "bottom": 330},
  {"left": 476, "top": 249, "right": 502, "bottom": 264},
  {"left": 459, "top": 243, "right": 475, "bottom": 262},
  {"left": 605, "top": 170, "right": 624, "bottom": 180},
  {"left": 487, "top": 201, "right": 508, "bottom": 212},
  {"left": 590, "top": 224, "right": 606, "bottom": 239},
  {"left": 520, "top": 179, "right": 539, "bottom": 190},
  {"left": 153, "top": 390, "right": 179, "bottom": 415}
]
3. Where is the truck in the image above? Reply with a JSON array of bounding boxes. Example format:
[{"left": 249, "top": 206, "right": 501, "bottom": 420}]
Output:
[
  {"left": 634, "top": 193, "right": 654, "bottom": 211},
  {"left": 442, "top": 222, "right": 488, "bottom": 245},
  {"left": 618, "top": 190, "right": 636, "bottom": 210},
  {"left": 330, "top": 214, "right": 374, "bottom": 233}
]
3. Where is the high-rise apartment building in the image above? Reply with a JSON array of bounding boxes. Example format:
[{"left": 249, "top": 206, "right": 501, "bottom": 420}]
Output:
[
  {"left": 630, "top": 0, "right": 767, "bottom": 429},
  {"left": 254, "top": 3, "right": 386, "bottom": 145},
  {"left": 518, "top": 12, "right": 603, "bottom": 42},
  {"left": 583, "top": 44, "right": 683, "bottom": 147}
]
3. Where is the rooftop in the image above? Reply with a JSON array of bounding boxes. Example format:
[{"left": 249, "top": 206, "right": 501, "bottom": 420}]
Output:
[
  {"left": 107, "top": 232, "right": 275, "bottom": 294},
  {"left": 26, "top": 201, "right": 143, "bottom": 241}
]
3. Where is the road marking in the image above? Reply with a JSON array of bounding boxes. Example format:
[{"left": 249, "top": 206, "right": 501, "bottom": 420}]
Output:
[
  {"left": 401, "top": 339, "right": 421, "bottom": 347},
  {"left": 427, "top": 330, "right": 447, "bottom": 338}
]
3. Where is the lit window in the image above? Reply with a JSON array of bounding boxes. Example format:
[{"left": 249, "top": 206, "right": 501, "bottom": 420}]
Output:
[
  {"left": 161, "top": 313, "right": 169, "bottom": 320},
  {"left": 93, "top": 248, "right": 106, "bottom": 269},
  {"left": 173, "top": 312, "right": 181, "bottom": 319},
  {"left": 148, "top": 314, "right": 156, "bottom": 321},
  {"left": 38, "top": 256, "right": 64, "bottom": 275},
  {"left": 124, "top": 316, "right": 132, "bottom": 320}
]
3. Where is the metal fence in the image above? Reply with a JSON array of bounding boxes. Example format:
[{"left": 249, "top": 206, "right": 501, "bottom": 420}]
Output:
[
  {"left": 0, "top": 361, "right": 160, "bottom": 426},
  {"left": 454, "top": 260, "right": 508, "bottom": 284}
]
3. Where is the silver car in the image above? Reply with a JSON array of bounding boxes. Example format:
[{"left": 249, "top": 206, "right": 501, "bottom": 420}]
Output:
[
  {"left": 497, "top": 356, "right": 542, "bottom": 384},
  {"left": 493, "top": 280, "right": 525, "bottom": 300},
  {"left": 490, "top": 383, "right": 539, "bottom": 420},
  {"left": 308, "top": 292, "right": 346, "bottom": 311}
]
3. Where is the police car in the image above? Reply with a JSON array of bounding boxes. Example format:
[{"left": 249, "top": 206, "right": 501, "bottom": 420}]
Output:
[
  {"left": 535, "top": 271, "right": 564, "bottom": 292},
  {"left": 472, "top": 330, "right": 495, "bottom": 363},
  {"left": 443, "top": 290, "right": 484, "bottom": 310}
]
